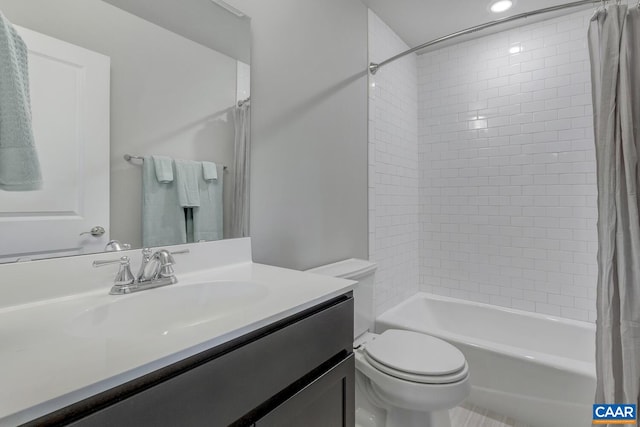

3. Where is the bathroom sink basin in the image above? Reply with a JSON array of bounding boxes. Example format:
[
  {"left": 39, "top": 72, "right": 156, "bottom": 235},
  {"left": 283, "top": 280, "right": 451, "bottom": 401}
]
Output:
[{"left": 65, "top": 281, "right": 269, "bottom": 338}]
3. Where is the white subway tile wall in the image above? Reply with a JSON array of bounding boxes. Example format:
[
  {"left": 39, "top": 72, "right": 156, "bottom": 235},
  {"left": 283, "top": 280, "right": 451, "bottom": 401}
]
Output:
[
  {"left": 368, "top": 10, "right": 420, "bottom": 316},
  {"left": 418, "top": 10, "right": 598, "bottom": 322}
]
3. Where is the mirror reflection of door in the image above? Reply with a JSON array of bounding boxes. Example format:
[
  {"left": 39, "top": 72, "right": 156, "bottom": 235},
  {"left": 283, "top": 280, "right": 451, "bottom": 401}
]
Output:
[{"left": 0, "top": 26, "right": 110, "bottom": 263}]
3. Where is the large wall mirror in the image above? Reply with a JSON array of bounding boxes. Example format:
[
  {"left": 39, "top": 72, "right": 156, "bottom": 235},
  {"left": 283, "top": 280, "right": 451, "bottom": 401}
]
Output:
[{"left": 0, "top": 0, "right": 251, "bottom": 263}]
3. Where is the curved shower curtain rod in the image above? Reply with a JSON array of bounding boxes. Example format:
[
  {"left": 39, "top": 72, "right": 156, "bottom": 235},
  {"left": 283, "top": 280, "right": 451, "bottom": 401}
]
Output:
[{"left": 369, "top": 0, "right": 601, "bottom": 75}]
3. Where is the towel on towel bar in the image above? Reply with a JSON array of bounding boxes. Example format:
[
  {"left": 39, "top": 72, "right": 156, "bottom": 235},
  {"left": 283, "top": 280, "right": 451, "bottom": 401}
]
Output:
[
  {"left": 152, "top": 155, "right": 173, "bottom": 183},
  {"left": 194, "top": 169, "right": 223, "bottom": 242},
  {"left": 202, "top": 161, "right": 218, "bottom": 181},
  {"left": 175, "top": 159, "right": 201, "bottom": 207},
  {"left": 142, "top": 156, "right": 186, "bottom": 247}
]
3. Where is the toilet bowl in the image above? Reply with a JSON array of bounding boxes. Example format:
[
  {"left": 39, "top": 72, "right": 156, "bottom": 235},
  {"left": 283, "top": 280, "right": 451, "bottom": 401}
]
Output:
[
  {"left": 307, "top": 260, "right": 470, "bottom": 427},
  {"left": 354, "top": 330, "right": 470, "bottom": 427}
]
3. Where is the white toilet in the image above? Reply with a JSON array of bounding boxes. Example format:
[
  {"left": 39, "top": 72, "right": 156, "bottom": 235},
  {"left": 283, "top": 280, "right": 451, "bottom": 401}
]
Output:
[{"left": 307, "top": 259, "right": 470, "bottom": 427}]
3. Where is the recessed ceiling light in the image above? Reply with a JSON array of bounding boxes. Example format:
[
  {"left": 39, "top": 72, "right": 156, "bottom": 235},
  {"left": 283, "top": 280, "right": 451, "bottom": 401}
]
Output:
[
  {"left": 509, "top": 45, "right": 522, "bottom": 54},
  {"left": 490, "top": 0, "right": 513, "bottom": 13}
]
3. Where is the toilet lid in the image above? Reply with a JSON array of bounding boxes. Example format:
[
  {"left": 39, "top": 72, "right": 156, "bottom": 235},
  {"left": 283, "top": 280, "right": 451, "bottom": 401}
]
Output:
[{"left": 363, "top": 330, "right": 467, "bottom": 383}]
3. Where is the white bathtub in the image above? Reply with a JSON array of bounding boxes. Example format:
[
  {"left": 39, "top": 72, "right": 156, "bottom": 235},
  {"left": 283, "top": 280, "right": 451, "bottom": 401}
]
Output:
[{"left": 376, "top": 292, "right": 596, "bottom": 427}]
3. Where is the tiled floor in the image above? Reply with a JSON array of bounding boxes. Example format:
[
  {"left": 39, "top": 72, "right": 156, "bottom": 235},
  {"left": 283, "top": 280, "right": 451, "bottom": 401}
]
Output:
[{"left": 450, "top": 403, "right": 530, "bottom": 427}]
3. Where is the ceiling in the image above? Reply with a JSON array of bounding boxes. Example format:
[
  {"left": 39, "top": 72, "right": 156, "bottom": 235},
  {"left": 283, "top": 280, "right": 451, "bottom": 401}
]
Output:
[
  {"left": 104, "top": 0, "right": 250, "bottom": 63},
  {"left": 360, "top": 0, "right": 596, "bottom": 53}
]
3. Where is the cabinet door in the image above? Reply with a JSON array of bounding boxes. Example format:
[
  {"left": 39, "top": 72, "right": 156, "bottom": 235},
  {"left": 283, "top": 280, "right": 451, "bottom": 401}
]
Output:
[{"left": 256, "top": 355, "right": 354, "bottom": 427}]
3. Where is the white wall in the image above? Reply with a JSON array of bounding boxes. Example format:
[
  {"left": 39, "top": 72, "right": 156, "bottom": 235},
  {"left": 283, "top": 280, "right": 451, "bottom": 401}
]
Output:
[
  {"left": 418, "top": 10, "right": 597, "bottom": 321},
  {"left": 368, "top": 11, "right": 419, "bottom": 315},
  {"left": 228, "top": 0, "right": 369, "bottom": 270},
  {"left": 1, "top": 0, "right": 239, "bottom": 247}
]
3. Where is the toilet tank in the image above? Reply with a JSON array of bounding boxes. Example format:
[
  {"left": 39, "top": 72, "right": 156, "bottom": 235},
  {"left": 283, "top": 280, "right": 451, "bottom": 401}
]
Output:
[{"left": 306, "top": 259, "right": 377, "bottom": 339}]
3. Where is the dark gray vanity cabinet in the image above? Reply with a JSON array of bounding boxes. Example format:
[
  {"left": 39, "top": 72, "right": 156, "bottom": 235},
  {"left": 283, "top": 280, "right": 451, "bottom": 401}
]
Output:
[{"left": 28, "top": 293, "right": 354, "bottom": 427}]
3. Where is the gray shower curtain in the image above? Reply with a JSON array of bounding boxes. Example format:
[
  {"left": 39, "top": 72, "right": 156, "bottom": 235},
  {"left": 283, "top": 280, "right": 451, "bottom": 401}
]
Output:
[
  {"left": 589, "top": 4, "right": 640, "bottom": 414},
  {"left": 231, "top": 102, "right": 251, "bottom": 238}
]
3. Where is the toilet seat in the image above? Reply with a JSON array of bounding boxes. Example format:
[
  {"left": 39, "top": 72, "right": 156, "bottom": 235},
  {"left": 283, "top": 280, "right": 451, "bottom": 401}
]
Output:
[
  {"left": 363, "top": 352, "right": 469, "bottom": 384},
  {"left": 363, "top": 329, "right": 468, "bottom": 384}
]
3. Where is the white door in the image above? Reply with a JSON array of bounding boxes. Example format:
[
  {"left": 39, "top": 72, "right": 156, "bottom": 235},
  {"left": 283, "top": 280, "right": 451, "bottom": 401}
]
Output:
[{"left": 0, "top": 26, "right": 110, "bottom": 263}]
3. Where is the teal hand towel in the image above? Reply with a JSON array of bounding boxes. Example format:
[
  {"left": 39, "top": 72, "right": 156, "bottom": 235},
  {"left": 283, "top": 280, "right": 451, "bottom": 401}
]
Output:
[
  {"left": 142, "top": 156, "right": 186, "bottom": 247},
  {"left": 193, "top": 170, "right": 223, "bottom": 242},
  {"left": 175, "top": 159, "right": 201, "bottom": 207},
  {"left": 0, "top": 12, "right": 42, "bottom": 191},
  {"left": 202, "top": 161, "right": 218, "bottom": 181},
  {"left": 152, "top": 155, "right": 173, "bottom": 183}
]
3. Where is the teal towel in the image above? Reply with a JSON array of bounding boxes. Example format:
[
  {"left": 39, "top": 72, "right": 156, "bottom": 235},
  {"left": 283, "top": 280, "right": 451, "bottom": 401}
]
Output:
[
  {"left": 142, "top": 156, "right": 186, "bottom": 247},
  {"left": 152, "top": 155, "right": 173, "bottom": 183},
  {"left": 202, "top": 161, "right": 218, "bottom": 181},
  {"left": 175, "top": 159, "right": 200, "bottom": 207},
  {"left": 193, "top": 170, "right": 223, "bottom": 242},
  {"left": 0, "top": 12, "right": 42, "bottom": 191}
]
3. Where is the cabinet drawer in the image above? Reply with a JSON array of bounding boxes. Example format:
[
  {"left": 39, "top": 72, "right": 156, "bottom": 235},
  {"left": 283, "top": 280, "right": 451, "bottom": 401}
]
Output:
[
  {"left": 256, "top": 354, "right": 355, "bottom": 427},
  {"left": 59, "top": 295, "right": 353, "bottom": 427}
]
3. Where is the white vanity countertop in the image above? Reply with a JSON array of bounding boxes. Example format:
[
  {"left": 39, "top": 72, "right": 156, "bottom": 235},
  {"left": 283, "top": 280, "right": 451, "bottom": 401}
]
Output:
[{"left": 0, "top": 248, "right": 355, "bottom": 426}]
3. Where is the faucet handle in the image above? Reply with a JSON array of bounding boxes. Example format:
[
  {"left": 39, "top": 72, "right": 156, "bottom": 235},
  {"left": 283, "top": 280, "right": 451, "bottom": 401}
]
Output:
[
  {"left": 93, "top": 256, "right": 128, "bottom": 268},
  {"left": 149, "top": 249, "right": 185, "bottom": 282},
  {"left": 169, "top": 249, "right": 190, "bottom": 255},
  {"left": 93, "top": 256, "right": 135, "bottom": 288},
  {"left": 114, "top": 258, "right": 135, "bottom": 287},
  {"left": 155, "top": 249, "right": 175, "bottom": 266},
  {"left": 152, "top": 248, "right": 189, "bottom": 268}
]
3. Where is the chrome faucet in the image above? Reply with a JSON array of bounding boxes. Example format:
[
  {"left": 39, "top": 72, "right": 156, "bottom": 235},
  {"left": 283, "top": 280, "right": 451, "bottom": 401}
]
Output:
[
  {"left": 136, "top": 248, "right": 154, "bottom": 282},
  {"left": 104, "top": 240, "right": 131, "bottom": 252},
  {"left": 93, "top": 248, "right": 189, "bottom": 295}
]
